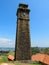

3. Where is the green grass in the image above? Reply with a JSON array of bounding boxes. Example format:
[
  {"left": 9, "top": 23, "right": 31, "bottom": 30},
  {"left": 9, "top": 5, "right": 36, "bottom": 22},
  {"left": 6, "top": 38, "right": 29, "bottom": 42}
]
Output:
[
  {"left": 0, "top": 55, "right": 8, "bottom": 62},
  {"left": 0, "top": 51, "right": 42, "bottom": 65},
  {"left": 8, "top": 51, "right": 14, "bottom": 56},
  {"left": 0, "top": 55, "right": 42, "bottom": 65},
  {"left": 14, "top": 62, "right": 42, "bottom": 65},
  {"left": 32, "top": 63, "right": 42, "bottom": 65}
]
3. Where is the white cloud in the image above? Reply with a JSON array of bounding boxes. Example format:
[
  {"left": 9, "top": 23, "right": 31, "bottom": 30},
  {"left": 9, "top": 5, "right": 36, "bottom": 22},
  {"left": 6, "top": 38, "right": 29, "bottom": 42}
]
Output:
[
  {"left": 0, "top": 38, "right": 12, "bottom": 44},
  {"left": 0, "top": 38, "right": 15, "bottom": 47}
]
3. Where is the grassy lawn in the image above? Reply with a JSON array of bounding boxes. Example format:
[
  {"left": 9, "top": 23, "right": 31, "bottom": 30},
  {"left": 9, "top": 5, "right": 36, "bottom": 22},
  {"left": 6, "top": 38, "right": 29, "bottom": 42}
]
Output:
[
  {"left": 0, "top": 55, "right": 42, "bottom": 65},
  {"left": 0, "top": 55, "right": 8, "bottom": 62},
  {"left": 0, "top": 51, "right": 42, "bottom": 65},
  {"left": 14, "top": 63, "right": 42, "bottom": 65},
  {"left": 0, "top": 63, "right": 42, "bottom": 65}
]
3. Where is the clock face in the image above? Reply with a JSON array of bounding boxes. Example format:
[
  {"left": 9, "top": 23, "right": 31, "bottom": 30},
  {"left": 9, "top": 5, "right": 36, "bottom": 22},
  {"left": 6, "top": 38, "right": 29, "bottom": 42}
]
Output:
[
  {"left": 21, "top": 12, "right": 26, "bottom": 16},
  {"left": 20, "top": 12, "right": 26, "bottom": 17},
  {"left": 23, "top": 12, "right": 26, "bottom": 16},
  {"left": 20, "top": 12, "right": 28, "bottom": 18}
]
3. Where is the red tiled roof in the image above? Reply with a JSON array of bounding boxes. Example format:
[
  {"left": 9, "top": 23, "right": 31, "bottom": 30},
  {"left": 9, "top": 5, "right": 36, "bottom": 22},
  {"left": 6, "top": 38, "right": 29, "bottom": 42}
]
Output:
[
  {"left": 31, "top": 53, "right": 45, "bottom": 62},
  {"left": 44, "top": 54, "right": 49, "bottom": 65},
  {"left": 8, "top": 55, "right": 14, "bottom": 61},
  {"left": 31, "top": 53, "right": 49, "bottom": 65}
]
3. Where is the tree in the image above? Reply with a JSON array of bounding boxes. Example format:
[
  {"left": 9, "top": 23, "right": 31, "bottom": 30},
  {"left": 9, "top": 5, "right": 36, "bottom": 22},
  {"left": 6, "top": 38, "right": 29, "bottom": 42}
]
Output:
[{"left": 31, "top": 47, "right": 40, "bottom": 55}]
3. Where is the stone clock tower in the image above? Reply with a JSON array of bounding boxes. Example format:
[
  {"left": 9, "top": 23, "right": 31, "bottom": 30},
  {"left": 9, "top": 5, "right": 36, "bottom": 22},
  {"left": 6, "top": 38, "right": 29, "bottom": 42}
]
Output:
[{"left": 15, "top": 3, "right": 31, "bottom": 60}]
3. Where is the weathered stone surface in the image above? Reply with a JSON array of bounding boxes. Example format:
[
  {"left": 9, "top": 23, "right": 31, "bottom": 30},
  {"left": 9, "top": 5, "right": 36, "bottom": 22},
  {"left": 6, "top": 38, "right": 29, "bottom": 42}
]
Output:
[{"left": 15, "top": 3, "right": 31, "bottom": 60}]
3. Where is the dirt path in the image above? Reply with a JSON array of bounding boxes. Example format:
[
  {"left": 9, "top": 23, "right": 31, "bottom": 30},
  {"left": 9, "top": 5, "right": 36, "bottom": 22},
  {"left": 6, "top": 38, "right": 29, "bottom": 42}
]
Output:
[
  {"left": 0, "top": 62, "right": 30, "bottom": 65},
  {"left": 0, "top": 63, "right": 14, "bottom": 65}
]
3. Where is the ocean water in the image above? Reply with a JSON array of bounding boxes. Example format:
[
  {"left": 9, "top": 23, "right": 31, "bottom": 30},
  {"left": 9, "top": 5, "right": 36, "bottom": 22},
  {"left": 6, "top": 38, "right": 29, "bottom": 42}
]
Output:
[{"left": 0, "top": 47, "right": 15, "bottom": 51}]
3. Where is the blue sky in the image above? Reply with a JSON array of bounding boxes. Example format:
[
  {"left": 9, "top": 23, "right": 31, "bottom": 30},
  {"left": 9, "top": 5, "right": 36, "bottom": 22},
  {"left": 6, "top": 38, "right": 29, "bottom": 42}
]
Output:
[{"left": 0, "top": 0, "right": 49, "bottom": 47}]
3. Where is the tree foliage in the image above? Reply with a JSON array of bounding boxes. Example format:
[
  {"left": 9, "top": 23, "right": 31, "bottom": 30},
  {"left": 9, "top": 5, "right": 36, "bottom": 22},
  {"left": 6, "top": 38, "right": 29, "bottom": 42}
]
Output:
[
  {"left": 31, "top": 47, "right": 49, "bottom": 55},
  {"left": 31, "top": 47, "right": 40, "bottom": 55}
]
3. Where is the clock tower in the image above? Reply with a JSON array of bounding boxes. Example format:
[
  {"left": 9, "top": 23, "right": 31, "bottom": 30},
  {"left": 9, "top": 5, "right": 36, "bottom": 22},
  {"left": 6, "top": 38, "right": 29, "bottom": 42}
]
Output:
[{"left": 15, "top": 3, "right": 31, "bottom": 60}]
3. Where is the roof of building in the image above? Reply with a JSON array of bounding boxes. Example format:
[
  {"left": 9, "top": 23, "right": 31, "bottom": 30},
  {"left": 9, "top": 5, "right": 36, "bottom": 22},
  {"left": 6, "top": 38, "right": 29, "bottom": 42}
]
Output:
[
  {"left": 19, "top": 3, "right": 28, "bottom": 8},
  {"left": 8, "top": 55, "right": 14, "bottom": 61},
  {"left": 31, "top": 53, "right": 49, "bottom": 65}
]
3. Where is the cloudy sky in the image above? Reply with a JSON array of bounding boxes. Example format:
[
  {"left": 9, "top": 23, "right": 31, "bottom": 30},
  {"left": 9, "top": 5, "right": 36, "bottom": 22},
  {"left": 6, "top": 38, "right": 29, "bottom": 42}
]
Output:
[{"left": 0, "top": 0, "right": 49, "bottom": 47}]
